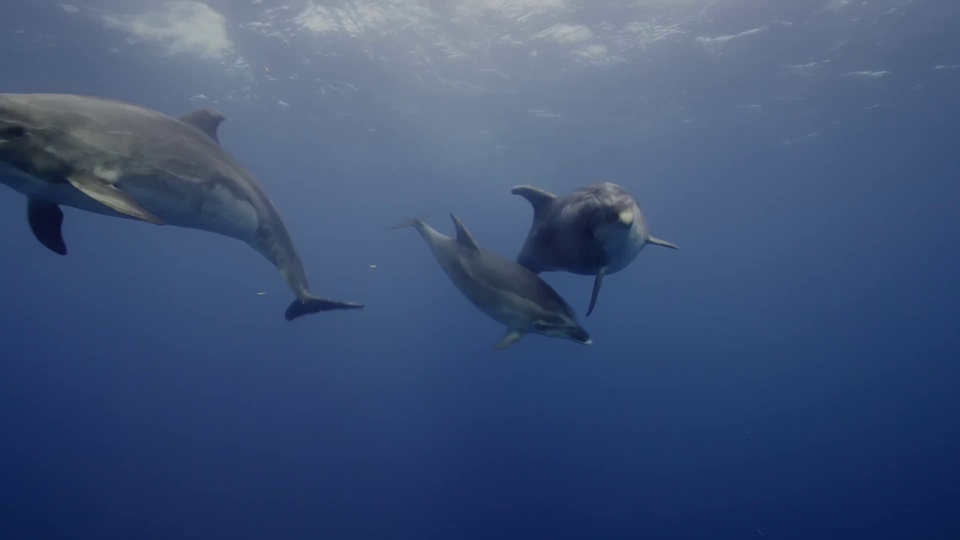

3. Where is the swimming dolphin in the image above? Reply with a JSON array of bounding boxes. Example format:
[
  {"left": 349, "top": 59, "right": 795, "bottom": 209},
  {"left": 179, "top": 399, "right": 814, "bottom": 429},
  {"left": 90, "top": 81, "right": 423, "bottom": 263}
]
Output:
[
  {"left": 0, "top": 92, "right": 362, "bottom": 320},
  {"left": 512, "top": 182, "right": 677, "bottom": 317},
  {"left": 389, "top": 213, "right": 592, "bottom": 349}
]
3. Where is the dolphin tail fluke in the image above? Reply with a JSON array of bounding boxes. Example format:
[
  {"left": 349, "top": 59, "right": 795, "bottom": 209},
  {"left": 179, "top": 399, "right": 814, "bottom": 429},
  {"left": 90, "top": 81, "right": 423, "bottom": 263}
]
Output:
[
  {"left": 386, "top": 213, "right": 431, "bottom": 232},
  {"left": 586, "top": 267, "right": 606, "bottom": 317},
  {"left": 285, "top": 295, "right": 364, "bottom": 321},
  {"left": 648, "top": 236, "right": 679, "bottom": 250}
]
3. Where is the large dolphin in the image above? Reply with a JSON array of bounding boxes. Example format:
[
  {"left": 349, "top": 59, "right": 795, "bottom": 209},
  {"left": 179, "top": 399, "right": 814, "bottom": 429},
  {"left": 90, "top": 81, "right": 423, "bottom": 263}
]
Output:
[
  {"left": 0, "top": 92, "right": 362, "bottom": 320},
  {"left": 389, "top": 213, "right": 592, "bottom": 349},
  {"left": 512, "top": 181, "right": 677, "bottom": 317}
]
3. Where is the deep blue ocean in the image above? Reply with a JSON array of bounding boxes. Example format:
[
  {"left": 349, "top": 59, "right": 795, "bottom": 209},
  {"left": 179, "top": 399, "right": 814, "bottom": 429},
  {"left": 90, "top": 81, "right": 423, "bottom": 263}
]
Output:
[{"left": 1, "top": 1, "right": 959, "bottom": 538}]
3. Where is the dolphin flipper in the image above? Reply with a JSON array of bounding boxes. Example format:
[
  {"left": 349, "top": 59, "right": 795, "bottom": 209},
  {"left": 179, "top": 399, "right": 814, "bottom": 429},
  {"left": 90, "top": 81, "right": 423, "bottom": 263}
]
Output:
[
  {"left": 586, "top": 267, "right": 606, "bottom": 317},
  {"left": 27, "top": 199, "right": 67, "bottom": 255},
  {"left": 66, "top": 173, "right": 164, "bottom": 225},
  {"left": 494, "top": 329, "right": 525, "bottom": 349},
  {"left": 511, "top": 185, "right": 556, "bottom": 218},
  {"left": 648, "top": 236, "right": 679, "bottom": 250},
  {"left": 285, "top": 295, "right": 364, "bottom": 321}
]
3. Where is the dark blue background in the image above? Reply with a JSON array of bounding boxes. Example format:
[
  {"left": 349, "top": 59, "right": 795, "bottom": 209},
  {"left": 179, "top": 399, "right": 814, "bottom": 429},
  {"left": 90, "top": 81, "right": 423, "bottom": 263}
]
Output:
[{"left": 1, "top": 1, "right": 958, "bottom": 538}]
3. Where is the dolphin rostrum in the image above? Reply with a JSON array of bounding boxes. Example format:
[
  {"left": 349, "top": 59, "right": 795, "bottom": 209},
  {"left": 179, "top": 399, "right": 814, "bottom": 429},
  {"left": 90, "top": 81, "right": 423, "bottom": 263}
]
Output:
[
  {"left": 0, "top": 93, "right": 362, "bottom": 320},
  {"left": 512, "top": 181, "right": 677, "bottom": 317},
  {"left": 389, "top": 213, "right": 592, "bottom": 349}
]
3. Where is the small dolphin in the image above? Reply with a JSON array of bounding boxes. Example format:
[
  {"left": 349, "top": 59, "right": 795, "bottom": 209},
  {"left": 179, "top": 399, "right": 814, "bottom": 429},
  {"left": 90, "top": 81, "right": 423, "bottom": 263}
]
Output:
[
  {"left": 0, "top": 93, "right": 362, "bottom": 320},
  {"left": 512, "top": 182, "right": 677, "bottom": 317},
  {"left": 389, "top": 213, "right": 592, "bottom": 349}
]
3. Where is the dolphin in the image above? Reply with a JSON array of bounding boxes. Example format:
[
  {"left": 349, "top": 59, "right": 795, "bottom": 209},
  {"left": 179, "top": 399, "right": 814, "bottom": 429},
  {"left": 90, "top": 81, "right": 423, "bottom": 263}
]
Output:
[
  {"left": 511, "top": 181, "right": 677, "bottom": 317},
  {"left": 0, "top": 92, "right": 362, "bottom": 320},
  {"left": 389, "top": 213, "right": 592, "bottom": 349}
]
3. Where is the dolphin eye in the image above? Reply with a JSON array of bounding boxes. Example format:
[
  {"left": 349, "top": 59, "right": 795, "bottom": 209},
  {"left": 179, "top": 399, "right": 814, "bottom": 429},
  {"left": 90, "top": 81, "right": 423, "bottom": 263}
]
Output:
[
  {"left": 0, "top": 124, "right": 26, "bottom": 139},
  {"left": 598, "top": 209, "right": 618, "bottom": 222}
]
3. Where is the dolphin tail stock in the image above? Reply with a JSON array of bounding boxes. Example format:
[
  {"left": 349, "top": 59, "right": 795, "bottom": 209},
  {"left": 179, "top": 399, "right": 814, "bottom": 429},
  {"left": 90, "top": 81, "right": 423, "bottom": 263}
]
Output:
[
  {"left": 386, "top": 213, "right": 438, "bottom": 244},
  {"left": 285, "top": 294, "right": 364, "bottom": 321},
  {"left": 647, "top": 236, "right": 679, "bottom": 250}
]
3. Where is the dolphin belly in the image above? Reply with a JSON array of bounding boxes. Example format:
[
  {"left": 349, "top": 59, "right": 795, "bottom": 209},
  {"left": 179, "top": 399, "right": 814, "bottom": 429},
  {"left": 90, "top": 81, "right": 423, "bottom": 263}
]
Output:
[
  {"left": 0, "top": 162, "right": 122, "bottom": 217},
  {"left": 602, "top": 249, "right": 641, "bottom": 275},
  {"left": 0, "top": 162, "right": 260, "bottom": 242},
  {"left": 119, "top": 176, "right": 261, "bottom": 242},
  {"left": 601, "top": 220, "right": 647, "bottom": 274},
  {"left": 441, "top": 253, "right": 545, "bottom": 330}
]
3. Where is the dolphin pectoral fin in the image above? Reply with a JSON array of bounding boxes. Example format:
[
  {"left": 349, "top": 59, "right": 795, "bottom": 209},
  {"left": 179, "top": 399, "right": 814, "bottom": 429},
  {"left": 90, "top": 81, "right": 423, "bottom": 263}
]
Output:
[
  {"left": 66, "top": 174, "right": 164, "bottom": 225},
  {"left": 494, "top": 329, "right": 525, "bottom": 349},
  {"left": 511, "top": 185, "right": 556, "bottom": 217},
  {"left": 27, "top": 199, "right": 68, "bottom": 255},
  {"left": 648, "top": 236, "right": 679, "bottom": 250},
  {"left": 285, "top": 294, "right": 364, "bottom": 321},
  {"left": 586, "top": 267, "right": 606, "bottom": 317}
]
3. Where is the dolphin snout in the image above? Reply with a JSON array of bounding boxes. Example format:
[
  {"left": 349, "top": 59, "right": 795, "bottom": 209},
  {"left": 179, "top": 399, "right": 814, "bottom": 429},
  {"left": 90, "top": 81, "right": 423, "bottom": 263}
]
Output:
[
  {"left": 596, "top": 205, "right": 634, "bottom": 228},
  {"left": 569, "top": 327, "right": 592, "bottom": 345}
]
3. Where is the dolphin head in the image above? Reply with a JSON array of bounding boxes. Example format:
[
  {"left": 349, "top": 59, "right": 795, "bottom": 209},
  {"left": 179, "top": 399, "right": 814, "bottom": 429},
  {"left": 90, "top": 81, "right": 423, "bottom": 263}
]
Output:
[
  {"left": 586, "top": 183, "right": 645, "bottom": 245},
  {"left": 0, "top": 94, "right": 34, "bottom": 133},
  {"left": 0, "top": 116, "right": 37, "bottom": 173},
  {"left": 0, "top": 95, "right": 29, "bottom": 143},
  {"left": 0, "top": 95, "right": 77, "bottom": 183},
  {"left": 0, "top": 121, "right": 26, "bottom": 144},
  {"left": 0, "top": 96, "right": 44, "bottom": 158},
  {"left": 530, "top": 314, "right": 593, "bottom": 345}
]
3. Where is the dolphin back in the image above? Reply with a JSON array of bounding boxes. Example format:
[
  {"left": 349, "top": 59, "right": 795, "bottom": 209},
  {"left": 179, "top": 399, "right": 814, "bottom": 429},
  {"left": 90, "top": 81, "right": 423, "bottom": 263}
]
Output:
[
  {"left": 1, "top": 94, "right": 262, "bottom": 194},
  {"left": 390, "top": 214, "right": 578, "bottom": 320},
  {"left": 456, "top": 249, "right": 578, "bottom": 320}
]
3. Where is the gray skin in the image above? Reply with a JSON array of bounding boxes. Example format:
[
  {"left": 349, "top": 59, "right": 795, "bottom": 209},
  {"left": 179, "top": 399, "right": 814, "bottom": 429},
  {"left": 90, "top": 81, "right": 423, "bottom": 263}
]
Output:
[
  {"left": 390, "top": 213, "right": 592, "bottom": 349},
  {"left": 0, "top": 92, "right": 362, "bottom": 320},
  {"left": 512, "top": 182, "right": 678, "bottom": 317}
]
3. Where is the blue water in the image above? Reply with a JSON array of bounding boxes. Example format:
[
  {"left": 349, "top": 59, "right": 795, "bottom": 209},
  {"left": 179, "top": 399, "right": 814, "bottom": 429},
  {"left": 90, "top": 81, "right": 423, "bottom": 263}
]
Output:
[{"left": 1, "top": 1, "right": 959, "bottom": 538}]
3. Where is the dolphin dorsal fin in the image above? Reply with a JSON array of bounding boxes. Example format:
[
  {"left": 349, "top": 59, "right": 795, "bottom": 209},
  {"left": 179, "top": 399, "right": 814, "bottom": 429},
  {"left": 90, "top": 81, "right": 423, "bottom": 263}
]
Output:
[
  {"left": 449, "top": 213, "right": 481, "bottom": 251},
  {"left": 511, "top": 185, "right": 556, "bottom": 217},
  {"left": 179, "top": 109, "right": 225, "bottom": 144}
]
